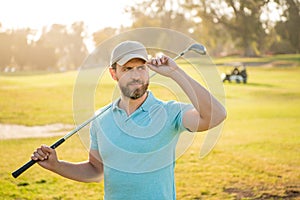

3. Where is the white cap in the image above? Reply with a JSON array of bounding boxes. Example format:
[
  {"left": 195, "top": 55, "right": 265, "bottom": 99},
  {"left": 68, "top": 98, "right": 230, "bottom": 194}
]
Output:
[{"left": 110, "top": 41, "right": 148, "bottom": 66}]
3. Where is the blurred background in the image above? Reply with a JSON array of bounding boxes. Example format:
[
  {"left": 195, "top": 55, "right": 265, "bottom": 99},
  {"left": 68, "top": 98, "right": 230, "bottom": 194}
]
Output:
[
  {"left": 1, "top": 1, "right": 299, "bottom": 199},
  {"left": 0, "top": 0, "right": 299, "bottom": 72}
]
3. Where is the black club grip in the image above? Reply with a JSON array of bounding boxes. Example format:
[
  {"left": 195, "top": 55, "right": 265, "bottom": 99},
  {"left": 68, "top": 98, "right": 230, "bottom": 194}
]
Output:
[{"left": 12, "top": 138, "right": 65, "bottom": 178}]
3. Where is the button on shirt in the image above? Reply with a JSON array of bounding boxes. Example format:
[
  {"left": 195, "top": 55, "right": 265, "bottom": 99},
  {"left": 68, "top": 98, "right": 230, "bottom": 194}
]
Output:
[{"left": 90, "top": 91, "right": 193, "bottom": 200}]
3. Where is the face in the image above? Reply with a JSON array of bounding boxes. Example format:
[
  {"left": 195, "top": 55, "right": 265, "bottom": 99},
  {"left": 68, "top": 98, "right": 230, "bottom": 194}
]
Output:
[{"left": 110, "top": 58, "right": 149, "bottom": 100}]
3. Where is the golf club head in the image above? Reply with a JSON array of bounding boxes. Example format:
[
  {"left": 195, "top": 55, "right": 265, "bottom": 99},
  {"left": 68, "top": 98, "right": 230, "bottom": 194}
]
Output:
[{"left": 188, "top": 43, "right": 207, "bottom": 55}]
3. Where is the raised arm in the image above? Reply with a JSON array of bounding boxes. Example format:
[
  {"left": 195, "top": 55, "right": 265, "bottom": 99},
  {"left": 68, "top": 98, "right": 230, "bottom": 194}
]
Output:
[{"left": 147, "top": 55, "right": 226, "bottom": 132}]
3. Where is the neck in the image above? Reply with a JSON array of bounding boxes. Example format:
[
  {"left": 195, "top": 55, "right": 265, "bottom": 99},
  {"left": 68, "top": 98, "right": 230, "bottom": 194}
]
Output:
[{"left": 119, "top": 92, "right": 148, "bottom": 115}]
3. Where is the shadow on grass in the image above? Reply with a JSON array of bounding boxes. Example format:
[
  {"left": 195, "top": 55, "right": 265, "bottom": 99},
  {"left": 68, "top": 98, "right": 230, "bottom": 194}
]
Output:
[
  {"left": 224, "top": 186, "right": 300, "bottom": 200},
  {"left": 245, "top": 82, "right": 275, "bottom": 88},
  {"left": 224, "top": 82, "right": 275, "bottom": 88}
]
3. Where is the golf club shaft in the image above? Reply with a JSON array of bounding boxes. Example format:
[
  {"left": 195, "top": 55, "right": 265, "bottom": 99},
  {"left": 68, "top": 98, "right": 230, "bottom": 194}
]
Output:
[
  {"left": 12, "top": 113, "right": 101, "bottom": 178},
  {"left": 150, "top": 43, "right": 206, "bottom": 78},
  {"left": 149, "top": 51, "right": 185, "bottom": 78}
]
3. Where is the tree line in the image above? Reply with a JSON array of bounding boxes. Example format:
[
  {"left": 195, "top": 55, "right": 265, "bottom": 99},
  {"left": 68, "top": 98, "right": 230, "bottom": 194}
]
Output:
[
  {"left": 94, "top": 0, "right": 298, "bottom": 56},
  {"left": 1, "top": 0, "right": 299, "bottom": 71},
  {"left": 0, "top": 22, "right": 88, "bottom": 72}
]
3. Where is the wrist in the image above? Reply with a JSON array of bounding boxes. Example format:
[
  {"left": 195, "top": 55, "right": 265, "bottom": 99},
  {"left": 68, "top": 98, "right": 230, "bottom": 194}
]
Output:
[{"left": 48, "top": 159, "right": 61, "bottom": 172}]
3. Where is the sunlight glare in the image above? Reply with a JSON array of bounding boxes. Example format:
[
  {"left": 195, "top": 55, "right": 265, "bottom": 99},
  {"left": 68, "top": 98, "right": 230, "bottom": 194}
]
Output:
[{"left": 0, "top": 0, "right": 133, "bottom": 33}]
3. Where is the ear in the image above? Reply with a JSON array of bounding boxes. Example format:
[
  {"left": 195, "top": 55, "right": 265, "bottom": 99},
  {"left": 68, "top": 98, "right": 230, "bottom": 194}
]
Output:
[{"left": 109, "top": 67, "right": 118, "bottom": 81}]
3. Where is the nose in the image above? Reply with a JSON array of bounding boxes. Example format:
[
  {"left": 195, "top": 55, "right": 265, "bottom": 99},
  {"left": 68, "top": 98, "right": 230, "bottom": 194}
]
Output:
[{"left": 130, "top": 68, "right": 141, "bottom": 79}]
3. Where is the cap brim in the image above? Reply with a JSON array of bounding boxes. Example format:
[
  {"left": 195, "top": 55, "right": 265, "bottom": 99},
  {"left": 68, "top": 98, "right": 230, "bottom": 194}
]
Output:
[{"left": 117, "top": 54, "right": 148, "bottom": 66}]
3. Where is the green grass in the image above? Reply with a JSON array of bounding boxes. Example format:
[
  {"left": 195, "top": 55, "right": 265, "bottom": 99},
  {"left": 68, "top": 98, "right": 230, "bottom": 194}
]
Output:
[
  {"left": 0, "top": 136, "right": 103, "bottom": 200},
  {"left": 213, "top": 54, "right": 300, "bottom": 66},
  {"left": 0, "top": 55, "right": 300, "bottom": 199},
  {"left": 0, "top": 72, "right": 76, "bottom": 125}
]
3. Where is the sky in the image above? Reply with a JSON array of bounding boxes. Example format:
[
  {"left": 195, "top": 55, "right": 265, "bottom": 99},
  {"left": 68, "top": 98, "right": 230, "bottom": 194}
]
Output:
[
  {"left": 0, "top": 0, "right": 285, "bottom": 32},
  {"left": 0, "top": 0, "right": 134, "bottom": 33},
  {"left": 0, "top": 0, "right": 283, "bottom": 51}
]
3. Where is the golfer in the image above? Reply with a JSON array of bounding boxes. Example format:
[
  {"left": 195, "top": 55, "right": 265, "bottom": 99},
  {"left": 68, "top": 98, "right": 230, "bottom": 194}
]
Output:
[{"left": 32, "top": 41, "right": 226, "bottom": 199}]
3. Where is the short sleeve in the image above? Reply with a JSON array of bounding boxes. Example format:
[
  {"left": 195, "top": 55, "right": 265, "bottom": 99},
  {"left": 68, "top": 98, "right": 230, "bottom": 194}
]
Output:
[
  {"left": 178, "top": 103, "right": 194, "bottom": 132},
  {"left": 167, "top": 101, "right": 193, "bottom": 133}
]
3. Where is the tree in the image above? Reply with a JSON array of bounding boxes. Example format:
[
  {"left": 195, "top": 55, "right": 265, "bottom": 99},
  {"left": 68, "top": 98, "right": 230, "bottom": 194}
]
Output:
[
  {"left": 126, "top": 0, "right": 195, "bottom": 36},
  {"left": 0, "top": 31, "right": 13, "bottom": 70},
  {"left": 187, "top": 12, "right": 233, "bottom": 56},
  {"left": 274, "top": 0, "right": 300, "bottom": 53},
  {"left": 11, "top": 28, "right": 33, "bottom": 70},
  {"left": 28, "top": 39, "right": 58, "bottom": 70},
  {"left": 184, "top": 0, "right": 273, "bottom": 56},
  {"left": 67, "top": 22, "right": 89, "bottom": 69},
  {"left": 93, "top": 27, "right": 118, "bottom": 47},
  {"left": 39, "top": 22, "right": 88, "bottom": 70},
  {"left": 125, "top": 0, "right": 277, "bottom": 56}
]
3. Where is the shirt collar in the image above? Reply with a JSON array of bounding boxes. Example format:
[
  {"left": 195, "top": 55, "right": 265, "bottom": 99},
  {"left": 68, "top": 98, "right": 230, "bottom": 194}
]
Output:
[
  {"left": 112, "top": 91, "right": 156, "bottom": 112},
  {"left": 140, "top": 91, "right": 156, "bottom": 112}
]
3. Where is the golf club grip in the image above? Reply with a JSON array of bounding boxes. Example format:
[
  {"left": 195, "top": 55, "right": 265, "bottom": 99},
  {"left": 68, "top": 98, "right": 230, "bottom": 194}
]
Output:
[
  {"left": 12, "top": 138, "right": 66, "bottom": 178},
  {"left": 12, "top": 159, "right": 37, "bottom": 178}
]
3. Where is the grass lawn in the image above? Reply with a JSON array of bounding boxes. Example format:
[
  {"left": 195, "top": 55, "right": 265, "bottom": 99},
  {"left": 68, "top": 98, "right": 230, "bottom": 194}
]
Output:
[{"left": 0, "top": 55, "right": 299, "bottom": 199}]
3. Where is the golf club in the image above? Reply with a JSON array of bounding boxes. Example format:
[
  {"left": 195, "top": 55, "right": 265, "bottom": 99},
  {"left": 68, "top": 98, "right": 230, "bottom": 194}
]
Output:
[
  {"left": 11, "top": 109, "right": 107, "bottom": 178},
  {"left": 12, "top": 43, "right": 207, "bottom": 178},
  {"left": 174, "top": 43, "right": 207, "bottom": 59},
  {"left": 150, "top": 43, "right": 206, "bottom": 78}
]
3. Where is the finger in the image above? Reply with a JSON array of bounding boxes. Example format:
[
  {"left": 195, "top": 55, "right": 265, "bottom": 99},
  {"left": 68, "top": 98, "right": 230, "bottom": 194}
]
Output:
[
  {"left": 150, "top": 58, "right": 158, "bottom": 66},
  {"left": 31, "top": 153, "right": 38, "bottom": 161},
  {"left": 32, "top": 150, "right": 46, "bottom": 161},
  {"left": 162, "top": 56, "right": 168, "bottom": 64},
  {"left": 31, "top": 145, "right": 51, "bottom": 161},
  {"left": 37, "top": 148, "right": 47, "bottom": 158},
  {"left": 41, "top": 145, "right": 53, "bottom": 154},
  {"left": 158, "top": 58, "right": 163, "bottom": 65}
]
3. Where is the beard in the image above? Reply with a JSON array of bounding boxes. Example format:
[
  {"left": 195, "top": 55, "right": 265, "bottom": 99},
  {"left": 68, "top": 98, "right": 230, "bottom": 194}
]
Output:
[{"left": 120, "top": 80, "right": 149, "bottom": 100}]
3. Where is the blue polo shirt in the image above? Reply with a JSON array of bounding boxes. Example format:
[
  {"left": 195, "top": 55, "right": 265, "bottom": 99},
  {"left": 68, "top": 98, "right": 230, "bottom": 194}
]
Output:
[{"left": 90, "top": 91, "right": 193, "bottom": 200}]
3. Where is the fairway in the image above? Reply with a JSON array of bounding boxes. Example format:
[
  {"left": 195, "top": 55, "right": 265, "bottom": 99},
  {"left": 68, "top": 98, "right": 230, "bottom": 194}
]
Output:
[{"left": 0, "top": 55, "right": 300, "bottom": 199}]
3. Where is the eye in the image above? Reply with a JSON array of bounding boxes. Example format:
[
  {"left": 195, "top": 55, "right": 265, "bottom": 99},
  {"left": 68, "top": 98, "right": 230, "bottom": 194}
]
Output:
[
  {"left": 137, "top": 65, "right": 146, "bottom": 70},
  {"left": 122, "top": 67, "right": 132, "bottom": 72}
]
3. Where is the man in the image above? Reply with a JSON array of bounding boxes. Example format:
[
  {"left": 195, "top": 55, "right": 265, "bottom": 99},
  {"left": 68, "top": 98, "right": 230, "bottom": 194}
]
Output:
[{"left": 32, "top": 41, "right": 226, "bottom": 199}]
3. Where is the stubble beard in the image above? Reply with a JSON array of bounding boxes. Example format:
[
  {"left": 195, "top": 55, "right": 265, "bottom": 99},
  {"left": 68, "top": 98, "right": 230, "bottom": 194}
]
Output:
[{"left": 120, "top": 81, "right": 149, "bottom": 100}]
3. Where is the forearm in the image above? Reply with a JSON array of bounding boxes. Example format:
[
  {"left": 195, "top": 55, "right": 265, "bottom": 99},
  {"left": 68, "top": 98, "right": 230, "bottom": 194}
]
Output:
[
  {"left": 51, "top": 161, "right": 103, "bottom": 183},
  {"left": 147, "top": 55, "right": 226, "bottom": 130},
  {"left": 170, "top": 68, "right": 226, "bottom": 129}
]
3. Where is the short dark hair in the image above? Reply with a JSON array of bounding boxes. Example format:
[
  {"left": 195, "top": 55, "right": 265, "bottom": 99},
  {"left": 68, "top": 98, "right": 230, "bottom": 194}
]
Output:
[{"left": 111, "top": 63, "right": 117, "bottom": 70}]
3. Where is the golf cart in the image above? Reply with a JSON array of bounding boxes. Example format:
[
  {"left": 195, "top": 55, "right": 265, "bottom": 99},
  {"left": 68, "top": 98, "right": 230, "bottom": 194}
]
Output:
[{"left": 221, "top": 63, "right": 248, "bottom": 84}]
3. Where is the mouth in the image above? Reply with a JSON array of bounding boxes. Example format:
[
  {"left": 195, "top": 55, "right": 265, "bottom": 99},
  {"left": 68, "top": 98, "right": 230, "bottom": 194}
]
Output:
[
  {"left": 128, "top": 81, "right": 143, "bottom": 87},
  {"left": 129, "top": 83, "right": 142, "bottom": 86}
]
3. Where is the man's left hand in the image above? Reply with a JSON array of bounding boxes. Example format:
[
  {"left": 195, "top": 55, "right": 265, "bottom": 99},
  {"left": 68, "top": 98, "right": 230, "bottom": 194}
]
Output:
[{"left": 147, "top": 55, "right": 179, "bottom": 77}]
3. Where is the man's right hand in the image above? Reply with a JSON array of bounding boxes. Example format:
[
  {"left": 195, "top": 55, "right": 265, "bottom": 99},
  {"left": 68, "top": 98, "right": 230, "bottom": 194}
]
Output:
[{"left": 31, "top": 145, "right": 59, "bottom": 171}]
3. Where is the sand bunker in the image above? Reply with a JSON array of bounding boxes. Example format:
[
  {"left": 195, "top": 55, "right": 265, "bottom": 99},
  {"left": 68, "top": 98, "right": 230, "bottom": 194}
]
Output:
[{"left": 0, "top": 123, "right": 74, "bottom": 139}]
